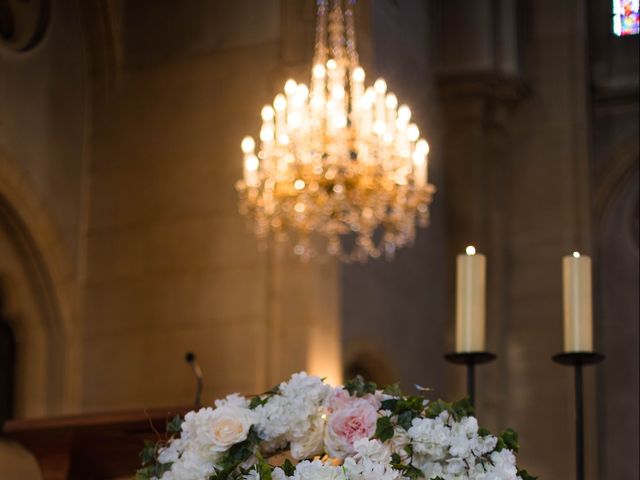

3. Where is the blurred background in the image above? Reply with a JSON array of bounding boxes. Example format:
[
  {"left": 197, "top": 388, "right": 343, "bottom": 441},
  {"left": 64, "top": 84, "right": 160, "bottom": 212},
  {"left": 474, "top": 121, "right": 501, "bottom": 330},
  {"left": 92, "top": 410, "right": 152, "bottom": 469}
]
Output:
[{"left": 0, "top": 0, "right": 638, "bottom": 478}]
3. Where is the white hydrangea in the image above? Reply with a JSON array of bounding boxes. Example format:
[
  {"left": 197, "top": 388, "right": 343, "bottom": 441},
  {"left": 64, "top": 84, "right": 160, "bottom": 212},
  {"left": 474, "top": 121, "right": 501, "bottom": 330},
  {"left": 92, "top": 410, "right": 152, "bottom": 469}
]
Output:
[
  {"left": 407, "top": 412, "right": 451, "bottom": 460},
  {"left": 159, "top": 448, "right": 217, "bottom": 480},
  {"left": 292, "top": 460, "right": 346, "bottom": 480},
  {"left": 254, "top": 372, "right": 331, "bottom": 444}
]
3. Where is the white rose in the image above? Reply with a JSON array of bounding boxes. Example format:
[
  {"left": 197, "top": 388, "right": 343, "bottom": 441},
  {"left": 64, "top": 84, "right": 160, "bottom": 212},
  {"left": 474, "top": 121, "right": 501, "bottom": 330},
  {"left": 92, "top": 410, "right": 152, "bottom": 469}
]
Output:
[
  {"left": 206, "top": 405, "right": 254, "bottom": 452},
  {"left": 290, "top": 412, "right": 326, "bottom": 460}
]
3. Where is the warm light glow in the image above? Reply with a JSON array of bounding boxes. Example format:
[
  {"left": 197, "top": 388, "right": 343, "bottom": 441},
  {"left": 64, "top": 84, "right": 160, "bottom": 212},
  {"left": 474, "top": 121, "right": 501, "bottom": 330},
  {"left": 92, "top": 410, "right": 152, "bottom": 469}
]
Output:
[
  {"left": 284, "top": 79, "right": 297, "bottom": 95},
  {"left": 273, "top": 94, "right": 286, "bottom": 111},
  {"left": 237, "top": 0, "right": 434, "bottom": 262},
  {"left": 312, "top": 63, "right": 326, "bottom": 78},
  {"left": 385, "top": 93, "right": 398, "bottom": 109},
  {"left": 406, "top": 123, "right": 420, "bottom": 142},
  {"left": 374, "top": 78, "right": 387, "bottom": 94},
  {"left": 244, "top": 154, "right": 259, "bottom": 172},
  {"left": 241, "top": 136, "right": 255, "bottom": 154},
  {"left": 466, "top": 245, "right": 476, "bottom": 256},
  {"left": 573, "top": 251, "right": 581, "bottom": 258},
  {"left": 352, "top": 66, "right": 365, "bottom": 82},
  {"left": 415, "top": 139, "right": 429, "bottom": 155},
  {"left": 398, "top": 105, "right": 411, "bottom": 123},
  {"left": 261, "top": 105, "right": 274, "bottom": 121}
]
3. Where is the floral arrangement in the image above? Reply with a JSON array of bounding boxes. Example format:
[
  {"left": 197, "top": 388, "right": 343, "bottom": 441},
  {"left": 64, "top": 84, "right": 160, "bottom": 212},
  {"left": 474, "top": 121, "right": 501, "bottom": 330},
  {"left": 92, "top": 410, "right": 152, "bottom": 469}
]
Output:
[{"left": 137, "top": 373, "right": 535, "bottom": 480}]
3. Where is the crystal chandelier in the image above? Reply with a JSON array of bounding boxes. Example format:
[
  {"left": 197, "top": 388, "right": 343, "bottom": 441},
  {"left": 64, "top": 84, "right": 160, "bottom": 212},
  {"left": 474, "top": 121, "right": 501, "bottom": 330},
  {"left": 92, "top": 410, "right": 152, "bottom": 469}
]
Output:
[{"left": 236, "top": 0, "right": 435, "bottom": 262}]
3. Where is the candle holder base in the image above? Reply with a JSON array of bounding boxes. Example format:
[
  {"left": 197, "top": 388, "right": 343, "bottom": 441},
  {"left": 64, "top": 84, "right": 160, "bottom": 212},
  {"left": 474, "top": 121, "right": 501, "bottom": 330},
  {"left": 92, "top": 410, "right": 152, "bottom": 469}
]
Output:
[
  {"left": 444, "top": 352, "right": 497, "bottom": 365},
  {"left": 553, "top": 351, "right": 604, "bottom": 480},
  {"left": 552, "top": 351, "right": 605, "bottom": 366},
  {"left": 444, "top": 351, "right": 497, "bottom": 408}
]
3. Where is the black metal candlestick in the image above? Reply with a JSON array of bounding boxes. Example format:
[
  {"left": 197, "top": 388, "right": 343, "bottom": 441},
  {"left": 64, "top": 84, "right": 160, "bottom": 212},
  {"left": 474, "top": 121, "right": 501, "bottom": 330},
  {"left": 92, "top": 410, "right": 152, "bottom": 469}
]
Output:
[
  {"left": 444, "top": 352, "right": 497, "bottom": 407},
  {"left": 552, "top": 352, "right": 605, "bottom": 480}
]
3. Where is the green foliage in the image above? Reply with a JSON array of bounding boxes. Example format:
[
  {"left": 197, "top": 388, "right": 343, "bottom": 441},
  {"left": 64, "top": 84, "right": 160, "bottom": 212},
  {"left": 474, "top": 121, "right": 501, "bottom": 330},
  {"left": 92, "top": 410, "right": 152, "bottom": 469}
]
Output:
[
  {"left": 496, "top": 428, "right": 519, "bottom": 453},
  {"left": 374, "top": 415, "right": 394, "bottom": 442},
  {"left": 281, "top": 459, "right": 296, "bottom": 477},
  {"left": 383, "top": 383, "right": 404, "bottom": 397},
  {"left": 249, "top": 385, "right": 281, "bottom": 410},
  {"left": 390, "top": 452, "right": 424, "bottom": 479},
  {"left": 344, "top": 375, "right": 377, "bottom": 397},
  {"left": 517, "top": 469, "right": 538, "bottom": 480},
  {"left": 211, "top": 428, "right": 262, "bottom": 480},
  {"left": 167, "top": 415, "right": 183, "bottom": 434},
  {"left": 135, "top": 440, "right": 172, "bottom": 479},
  {"left": 424, "top": 397, "right": 474, "bottom": 422}
]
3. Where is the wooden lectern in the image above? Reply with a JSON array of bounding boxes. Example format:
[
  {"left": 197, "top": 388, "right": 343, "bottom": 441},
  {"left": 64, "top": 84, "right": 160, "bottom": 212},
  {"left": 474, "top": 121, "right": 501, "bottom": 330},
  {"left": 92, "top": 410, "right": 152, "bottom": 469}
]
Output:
[{"left": 3, "top": 406, "right": 190, "bottom": 479}]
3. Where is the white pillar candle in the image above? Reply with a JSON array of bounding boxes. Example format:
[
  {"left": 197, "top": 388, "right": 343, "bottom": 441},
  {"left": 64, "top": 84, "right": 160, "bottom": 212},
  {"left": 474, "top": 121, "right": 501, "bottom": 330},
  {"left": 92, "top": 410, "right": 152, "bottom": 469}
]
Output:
[
  {"left": 562, "top": 252, "right": 593, "bottom": 352},
  {"left": 455, "top": 246, "right": 486, "bottom": 352}
]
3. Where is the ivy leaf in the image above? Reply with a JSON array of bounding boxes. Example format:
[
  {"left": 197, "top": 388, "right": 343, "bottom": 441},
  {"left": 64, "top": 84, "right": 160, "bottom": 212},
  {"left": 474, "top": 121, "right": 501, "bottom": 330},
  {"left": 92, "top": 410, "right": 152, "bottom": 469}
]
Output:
[
  {"left": 451, "top": 397, "right": 474, "bottom": 420},
  {"left": 139, "top": 440, "right": 157, "bottom": 466},
  {"left": 500, "top": 428, "right": 519, "bottom": 452},
  {"left": 282, "top": 459, "right": 296, "bottom": 477},
  {"left": 478, "top": 427, "right": 492, "bottom": 437},
  {"left": 397, "top": 410, "right": 416, "bottom": 431},
  {"left": 344, "top": 375, "right": 377, "bottom": 397},
  {"left": 249, "top": 395, "right": 269, "bottom": 410},
  {"left": 167, "top": 415, "right": 183, "bottom": 434},
  {"left": 383, "top": 383, "right": 404, "bottom": 396},
  {"left": 380, "top": 398, "right": 399, "bottom": 412},
  {"left": 374, "top": 416, "right": 394, "bottom": 442},
  {"left": 517, "top": 469, "right": 537, "bottom": 480}
]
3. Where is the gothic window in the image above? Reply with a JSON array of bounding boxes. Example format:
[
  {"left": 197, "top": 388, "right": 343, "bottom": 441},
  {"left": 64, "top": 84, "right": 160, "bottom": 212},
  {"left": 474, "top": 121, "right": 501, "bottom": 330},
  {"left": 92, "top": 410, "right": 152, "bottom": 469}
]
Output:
[{"left": 613, "top": 0, "right": 640, "bottom": 36}]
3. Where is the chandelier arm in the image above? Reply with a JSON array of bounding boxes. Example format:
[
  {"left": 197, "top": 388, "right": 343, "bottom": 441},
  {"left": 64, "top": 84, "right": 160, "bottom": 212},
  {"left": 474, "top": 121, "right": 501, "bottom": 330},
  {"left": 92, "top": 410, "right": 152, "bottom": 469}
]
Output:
[{"left": 345, "top": 0, "right": 359, "bottom": 70}]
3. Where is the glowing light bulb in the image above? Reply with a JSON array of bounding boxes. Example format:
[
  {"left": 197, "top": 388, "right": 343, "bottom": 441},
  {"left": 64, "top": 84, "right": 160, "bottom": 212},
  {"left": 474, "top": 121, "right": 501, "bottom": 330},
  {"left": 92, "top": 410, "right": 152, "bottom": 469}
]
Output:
[
  {"left": 241, "top": 136, "right": 255, "bottom": 154},
  {"left": 294, "top": 202, "right": 306, "bottom": 213},
  {"left": 261, "top": 105, "right": 274, "bottom": 121},
  {"left": 326, "top": 59, "right": 337, "bottom": 70},
  {"left": 260, "top": 126, "right": 274, "bottom": 142},
  {"left": 296, "top": 84, "right": 309, "bottom": 99},
  {"left": 466, "top": 245, "right": 476, "bottom": 256},
  {"left": 294, "top": 179, "right": 305, "bottom": 190},
  {"left": 374, "top": 78, "right": 387, "bottom": 94},
  {"left": 274, "top": 94, "right": 286, "bottom": 111},
  {"left": 363, "top": 87, "right": 375, "bottom": 105},
  {"left": 415, "top": 139, "right": 429, "bottom": 155},
  {"left": 352, "top": 67, "right": 365, "bottom": 82},
  {"left": 406, "top": 123, "right": 420, "bottom": 142},
  {"left": 244, "top": 154, "right": 259, "bottom": 172},
  {"left": 284, "top": 79, "right": 297, "bottom": 95},
  {"left": 312, "top": 64, "right": 326, "bottom": 78},
  {"left": 385, "top": 93, "right": 398, "bottom": 109},
  {"left": 398, "top": 105, "right": 411, "bottom": 122},
  {"left": 332, "top": 85, "right": 345, "bottom": 100},
  {"left": 572, "top": 251, "right": 581, "bottom": 258},
  {"left": 278, "top": 134, "right": 290, "bottom": 145}
]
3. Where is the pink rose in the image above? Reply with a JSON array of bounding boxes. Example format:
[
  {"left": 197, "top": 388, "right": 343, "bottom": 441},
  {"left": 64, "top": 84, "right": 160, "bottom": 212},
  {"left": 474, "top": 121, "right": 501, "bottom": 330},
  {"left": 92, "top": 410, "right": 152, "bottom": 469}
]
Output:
[
  {"left": 324, "top": 388, "right": 381, "bottom": 413},
  {"left": 324, "top": 399, "right": 378, "bottom": 458}
]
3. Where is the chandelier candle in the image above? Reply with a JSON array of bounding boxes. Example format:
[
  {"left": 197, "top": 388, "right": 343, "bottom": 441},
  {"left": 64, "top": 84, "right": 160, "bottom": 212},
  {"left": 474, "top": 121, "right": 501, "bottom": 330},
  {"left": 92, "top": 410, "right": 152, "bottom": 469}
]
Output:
[
  {"left": 562, "top": 252, "right": 593, "bottom": 352},
  {"left": 236, "top": 0, "right": 435, "bottom": 262},
  {"left": 455, "top": 246, "right": 487, "bottom": 352}
]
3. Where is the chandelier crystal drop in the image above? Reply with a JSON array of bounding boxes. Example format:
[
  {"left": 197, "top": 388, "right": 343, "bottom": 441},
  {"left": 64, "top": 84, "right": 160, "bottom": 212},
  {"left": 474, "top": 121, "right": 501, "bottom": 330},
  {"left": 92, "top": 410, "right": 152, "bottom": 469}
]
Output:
[{"left": 236, "top": 0, "right": 435, "bottom": 262}]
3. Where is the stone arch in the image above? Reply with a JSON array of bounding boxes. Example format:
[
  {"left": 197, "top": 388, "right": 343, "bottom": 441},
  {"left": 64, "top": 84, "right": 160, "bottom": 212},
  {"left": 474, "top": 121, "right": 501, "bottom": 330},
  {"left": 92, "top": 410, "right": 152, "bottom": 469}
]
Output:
[
  {"left": 592, "top": 139, "right": 639, "bottom": 480},
  {"left": 0, "top": 151, "right": 78, "bottom": 417}
]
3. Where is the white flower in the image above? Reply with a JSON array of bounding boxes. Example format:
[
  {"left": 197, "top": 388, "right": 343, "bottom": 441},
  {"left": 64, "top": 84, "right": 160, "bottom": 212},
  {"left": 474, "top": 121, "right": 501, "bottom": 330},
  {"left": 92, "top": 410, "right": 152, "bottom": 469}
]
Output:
[
  {"left": 182, "top": 404, "right": 254, "bottom": 455},
  {"left": 486, "top": 449, "right": 519, "bottom": 479},
  {"left": 255, "top": 372, "right": 331, "bottom": 443},
  {"left": 407, "top": 413, "right": 451, "bottom": 460},
  {"left": 292, "top": 460, "right": 345, "bottom": 480},
  {"left": 352, "top": 438, "right": 392, "bottom": 464},
  {"left": 290, "top": 412, "right": 326, "bottom": 460},
  {"left": 160, "top": 448, "right": 217, "bottom": 480}
]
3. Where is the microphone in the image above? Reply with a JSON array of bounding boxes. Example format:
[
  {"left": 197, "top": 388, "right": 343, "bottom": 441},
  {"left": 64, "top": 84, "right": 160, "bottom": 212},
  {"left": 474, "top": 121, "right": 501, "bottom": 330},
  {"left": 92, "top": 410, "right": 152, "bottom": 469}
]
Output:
[{"left": 185, "top": 352, "right": 203, "bottom": 408}]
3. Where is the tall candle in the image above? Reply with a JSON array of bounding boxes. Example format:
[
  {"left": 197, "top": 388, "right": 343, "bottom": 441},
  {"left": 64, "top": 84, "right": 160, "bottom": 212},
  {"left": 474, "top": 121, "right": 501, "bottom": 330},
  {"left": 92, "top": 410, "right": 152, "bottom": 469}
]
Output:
[
  {"left": 562, "top": 252, "right": 593, "bottom": 352},
  {"left": 455, "top": 246, "right": 486, "bottom": 352}
]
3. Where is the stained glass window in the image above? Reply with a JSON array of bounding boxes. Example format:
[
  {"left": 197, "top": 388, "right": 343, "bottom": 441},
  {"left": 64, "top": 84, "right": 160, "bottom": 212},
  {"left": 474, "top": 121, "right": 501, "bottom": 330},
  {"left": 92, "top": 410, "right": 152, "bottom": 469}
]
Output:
[{"left": 613, "top": 0, "right": 640, "bottom": 36}]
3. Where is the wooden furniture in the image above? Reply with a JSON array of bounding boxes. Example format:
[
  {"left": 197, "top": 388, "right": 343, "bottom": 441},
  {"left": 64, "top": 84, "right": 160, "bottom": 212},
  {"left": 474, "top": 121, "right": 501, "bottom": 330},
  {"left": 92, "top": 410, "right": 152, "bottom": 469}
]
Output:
[{"left": 3, "top": 406, "right": 191, "bottom": 479}]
